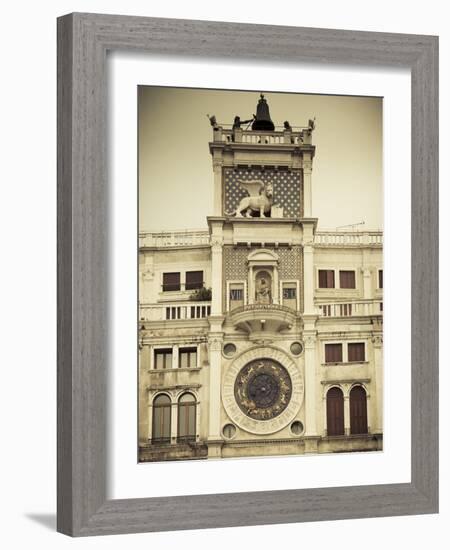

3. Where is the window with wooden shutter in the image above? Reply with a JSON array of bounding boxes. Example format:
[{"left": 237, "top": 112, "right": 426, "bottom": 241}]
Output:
[
  {"left": 325, "top": 343, "right": 343, "bottom": 363},
  {"left": 318, "top": 269, "right": 335, "bottom": 288},
  {"left": 152, "top": 394, "right": 171, "bottom": 443},
  {"left": 350, "top": 386, "right": 368, "bottom": 434},
  {"left": 378, "top": 269, "right": 383, "bottom": 289},
  {"left": 177, "top": 393, "right": 197, "bottom": 442},
  {"left": 185, "top": 270, "right": 203, "bottom": 290},
  {"left": 326, "top": 387, "right": 345, "bottom": 436},
  {"left": 348, "top": 342, "right": 365, "bottom": 362},
  {"left": 154, "top": 348, "right": 173, "bottom": 369},
  {"left": 179, "top": 347, "right": 197, "bottom": 368},
  {"left": 339, "top": 270, "right": 356, "bottom": 289},
  {"left": 162, "top": 272, "right": 180, "bottom": 292}
]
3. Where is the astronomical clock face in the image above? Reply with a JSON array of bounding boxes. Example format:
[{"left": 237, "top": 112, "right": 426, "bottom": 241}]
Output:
[
  {"left": 222, "top": 346, "right": 304, "bottom": 435},
  {"left": 234, "top": 359, "right": 292, "bottom": 421}
]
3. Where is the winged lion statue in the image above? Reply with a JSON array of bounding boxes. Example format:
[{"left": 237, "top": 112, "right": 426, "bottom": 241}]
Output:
[{"left": 225, "top": 179, "right": 273, "bottom": 218}]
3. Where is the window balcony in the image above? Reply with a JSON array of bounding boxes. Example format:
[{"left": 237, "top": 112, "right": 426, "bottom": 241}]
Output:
[{"left": 228, "top": 303, "right": 297, "bottom": 335}]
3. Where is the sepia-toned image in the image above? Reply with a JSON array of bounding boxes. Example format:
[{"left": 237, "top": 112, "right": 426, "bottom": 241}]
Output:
[{"left": 138, "top": 87, "right": 383, "bottom": 463}]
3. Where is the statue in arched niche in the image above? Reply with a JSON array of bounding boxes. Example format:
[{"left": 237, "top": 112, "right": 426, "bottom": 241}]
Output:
[{"left": 255, "top": 271, "right": 272, "bottom": 304}]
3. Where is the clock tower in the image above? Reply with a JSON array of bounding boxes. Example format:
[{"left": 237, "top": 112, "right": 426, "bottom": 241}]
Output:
[{"left": 206, "top": 94, "right": 320, "bottom": 456}]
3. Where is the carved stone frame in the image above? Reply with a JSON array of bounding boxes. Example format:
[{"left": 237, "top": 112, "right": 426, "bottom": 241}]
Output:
[{"left": 57, "top": 13, "right": 438, "bottom": 536}]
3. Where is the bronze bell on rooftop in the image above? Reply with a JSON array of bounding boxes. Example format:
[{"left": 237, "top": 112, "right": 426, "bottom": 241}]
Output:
[{"left": 251, "top": 93, "right": 275, "bottom": 131}]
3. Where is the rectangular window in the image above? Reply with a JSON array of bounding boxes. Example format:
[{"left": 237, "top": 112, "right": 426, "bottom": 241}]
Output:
[
  {"left": 318, "top": 269, "right": 335, "bottom": 288},
  {"left": 162, "top": 272, "right": 180, "bottom": 292},
  {"left": 185, "top": 270, "right": 203, "bottom": 290},
  {"left": 179, "top": 347, "right": 197, "bottom": 368},
  {"left": 154, "top": 348, "right": 173, "bottom": 369},
  {"left": 339, "top": 270, "right": 356, "bottom": 289},
  {"left": 348, "top": 342, "right": 365, "bottom": 362},
  {"left": 325, "top": 343, "right": 343, "bottom": 363},
  {"left": 378, "top": 269, "right": 383, "bottom": 289}
]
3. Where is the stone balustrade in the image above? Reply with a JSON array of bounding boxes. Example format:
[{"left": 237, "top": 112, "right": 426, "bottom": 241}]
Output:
[
  {"left": 218, "top": 128, "right": 306, "bottom": 145},
  {"left": 318, "top": 300, "right": 383, "bottom": 317},
  {"left": 140, "top": 301, "right": 211, "bottom": 321},
  {"left": 139, "top": 230, "right": 210, "bottom": 249},
  {"left": 314, "top": 231, "right": 383, "bottom": 246},
  {"left": 139, "top": 229, "right": 383, "bottom": 249}
]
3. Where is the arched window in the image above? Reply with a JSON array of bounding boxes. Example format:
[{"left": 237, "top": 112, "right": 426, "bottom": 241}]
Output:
[
  {"left": 326, "top": 387, "right": 344, "bottom": 436},
  {"left": 152, "top": 394, "right": 171, "bottom": 444},
  {"left": 350, "top": 385, "right": 368, "bottom": 435},
  {"left": 177, "top": 393, "right": 197, "bottom": 442}
]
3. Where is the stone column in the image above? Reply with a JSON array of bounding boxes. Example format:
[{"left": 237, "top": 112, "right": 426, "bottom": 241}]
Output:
[
  {"left": 147, "top": 398, "right": 153, "bottom": 441},
  {"left": 372, "top": 335, "right": 383, "bottom": 433},
  {"left": 273, "top": 266, "right": 279, "bottom": 304},
  {"left": 362, "top": 268, "right": 372, "bottom": 299},
  {"left": 322, "top": 393, "right": 328, "bottom": 436},
  {"left": 207, "top": 333, "right": 224, "bottom": 457},
  {"left": 172, "top": 344, "right": 179, "bottom": 369},
  {"left": 302, "top": 224, "right": 315, "bottom": 315},
  {"left": 248, "top": 265, "right": 254, "bottom": 305},
  {"left": 210, "top": 232, "right": 223, "bottom": 316},
  {"left": 139, "top": 345, "right": 151, "bottom": 444},
  {"left": 170, "top": 401, "right": 177, "bottom": 444},
  {"left": 303, "top": 334, "right": 318, "bottom": 441},
  {"left": 302, "top": 154, "right": 312, "bottom": 217},
  {"left": 344, "top": 394, "right": 350, "bottom": 435},
  {"left": 366, "top": 393, "right": 372, "bottom": 433}
]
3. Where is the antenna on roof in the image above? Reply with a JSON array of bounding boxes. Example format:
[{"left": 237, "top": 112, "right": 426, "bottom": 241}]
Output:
[{"left": 335, "top": 221, "right": 365, "bottom": 230}]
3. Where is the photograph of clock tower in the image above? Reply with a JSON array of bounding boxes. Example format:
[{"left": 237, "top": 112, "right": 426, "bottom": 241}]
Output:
[{"left": 138, "top": 88, "right": 383, "bottom": 462}]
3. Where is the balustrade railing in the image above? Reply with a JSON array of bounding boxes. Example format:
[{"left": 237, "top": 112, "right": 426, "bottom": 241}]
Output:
[
  {"left": 217, "top": 127, "right": 308, "bottom": 146},
  {"left": 141, "top": 301, "right": 211, "bottom": 321},
  {"left": 318, "top": 300, "right": 383, "bottom": 317},
  {"left": 139, "top": 230, "right": 210, "bottom": 248},
  {"left": 314, "top": 231, "right": 383, "bottom": 246}
]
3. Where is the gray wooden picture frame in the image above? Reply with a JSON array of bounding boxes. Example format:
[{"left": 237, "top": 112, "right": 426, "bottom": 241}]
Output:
[{"left": 57, "top": 12, "right": 439, "bottom": 537}]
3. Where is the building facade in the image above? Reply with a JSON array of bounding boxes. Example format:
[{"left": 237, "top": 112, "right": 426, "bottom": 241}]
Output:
[{"left": 138, "top": 95, "right": 383, "bottom": 462}]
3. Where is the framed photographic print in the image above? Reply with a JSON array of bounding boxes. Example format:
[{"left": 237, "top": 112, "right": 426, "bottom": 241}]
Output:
[{"left": 57, "top": 13, "right": 438, "bottom": 536}]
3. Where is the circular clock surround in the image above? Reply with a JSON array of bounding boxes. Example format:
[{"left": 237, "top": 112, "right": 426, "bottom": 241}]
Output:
[
  {"left": 234, "top": 359, "right": 292, "bottom": 421},
  {"left": 222, "top": 346, "right": 304, "bottom": 435}
]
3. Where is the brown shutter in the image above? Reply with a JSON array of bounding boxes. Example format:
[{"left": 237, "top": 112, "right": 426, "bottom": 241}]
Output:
[
  {"left": 325, "top": 343, "right": 343, "bottom": 363},
  {"left": 339, "top": 270, "right": 356, "bottom": 289},
  {"left": 162, "top": 272, "right": 180, "bottom": 291},
  {"left": 350, "top": 386, "right": 368, "bottom": 434},
  {"left": 319, "top": 270, "right": 335, "bottom": 288},
  {"left": 379, "top": 270, "right": 383, "bottom": 289},
  {"left": 186, "top": 270, "right": 203, "bottom": 290},
  {"left": 348, "top": 343, "right": 365, "bottom": 362},
  {"left": 327, "top": 387, "right": 345, "bottom": 436}
]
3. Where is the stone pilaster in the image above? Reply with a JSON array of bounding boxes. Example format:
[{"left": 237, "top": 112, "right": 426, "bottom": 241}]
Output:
[
  {"left": 344, "top": 394, "right": 350, "bottom": 435},
  {"left": 362, "top": 268, "right": 372, "bottom": 299},
  {"left": 303, "top": 333, "right": 318, "bottom": 439},
  {"left": 372, "top": 335, "right": 383, "bottom": 433},
  {"left": 302, "top": 154, "right": 312, "bottom": 217},
  {"left": 207, "top": 330, "right": 224, "bottom": 457},
  {"left": 302, "top": 223, "right": 315, "bottom": 315},
  {"left": 212, "top": 162, "right": 222, "bottom": 216}
]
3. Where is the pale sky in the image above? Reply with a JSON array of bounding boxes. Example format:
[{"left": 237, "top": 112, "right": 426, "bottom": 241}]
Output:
[{"left": 139, "top": 87, "right": 382, "bottom": 231}]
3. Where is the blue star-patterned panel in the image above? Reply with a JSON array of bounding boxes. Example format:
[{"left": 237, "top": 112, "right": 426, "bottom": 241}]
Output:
[{"left": 223, "top": 168, "right": 302, "bottom": 218}]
